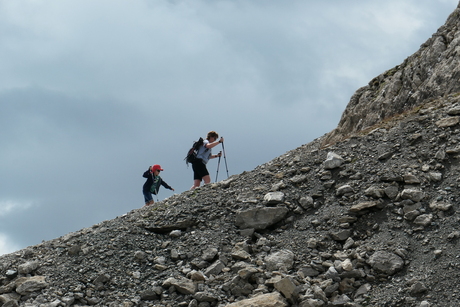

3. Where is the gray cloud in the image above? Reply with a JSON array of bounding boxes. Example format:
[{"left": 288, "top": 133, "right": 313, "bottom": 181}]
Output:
[{"left": 0, "top": 0, "right": 457, "bottom": 254}]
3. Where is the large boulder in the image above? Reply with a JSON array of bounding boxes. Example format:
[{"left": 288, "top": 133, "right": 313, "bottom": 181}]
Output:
[{"left": 235, "top": 207, "right": 288, "bottom": 230}]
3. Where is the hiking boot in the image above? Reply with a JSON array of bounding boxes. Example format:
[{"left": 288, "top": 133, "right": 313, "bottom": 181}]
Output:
[{"left": 145, "top": 200, "right": 154, "bottom": 206}]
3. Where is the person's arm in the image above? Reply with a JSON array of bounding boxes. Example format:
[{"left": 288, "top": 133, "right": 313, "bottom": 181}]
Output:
[
  {"left": 161, "top": 179, "right": 174, "bottom": 191},
  {"left": 205, "top": 137, "right": 224, "bottom": 149},
  {"left": 210, "top": 151, "right": 222, "bottom": 159}
]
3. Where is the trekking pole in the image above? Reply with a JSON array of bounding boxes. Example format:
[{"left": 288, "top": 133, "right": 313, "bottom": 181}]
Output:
[
  {"left": 221, "top": 141, "right": 229, "bottom": 178},
  {"left": 215, "top": 154, "right": 222, "bottom": 182}
]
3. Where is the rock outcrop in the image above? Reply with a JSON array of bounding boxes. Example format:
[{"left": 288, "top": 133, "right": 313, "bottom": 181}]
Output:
[
  {"left": 322, "top": 2, "right": 460, "bottom": 146},
  {"left": 2, "top": 3, "right": 460, "bottom": 307}
]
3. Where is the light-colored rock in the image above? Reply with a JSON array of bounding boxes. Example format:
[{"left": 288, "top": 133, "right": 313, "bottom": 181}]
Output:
[
  {"left": 401, "top": 188, "right": 425, "bottom": 202},
  {"left": 162, "top": 277, "right": 196, "bottom": 295},
  {"left": 265, "top": 250, "right": 295, "bottom": 272},
  {"left": 349, "top": 201, "right": 379, "bottom": 212},
  {"left": 17, "top": 261, "right": 39, "bottom": 274},
  {"left": 15, "top": 276, "right": 48, "bottom": 295},
  {"left": 226, "top": 292, "right": 288, "bottom": 307},
  {"left": 264, "top": 192, "right": 285, "bottom": 204},
  {"left": 436, "top": 116, "right": 460, "bottom": 127},
  {"left": 324, "top": 152, "right": 344, "bottom": 169}
]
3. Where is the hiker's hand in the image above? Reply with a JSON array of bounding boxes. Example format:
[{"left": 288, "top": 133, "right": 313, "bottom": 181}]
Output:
[
  {"left": 218, "top": 151, "right": 222, "bottom": 157},
  {"left": 219, "top": 137, "right": 224, "bottom": 143}
]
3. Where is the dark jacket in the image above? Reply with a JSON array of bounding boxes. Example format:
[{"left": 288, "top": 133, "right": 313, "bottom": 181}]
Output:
[{"left": 142, "top": 170, "right": 173, "bottom": 194}]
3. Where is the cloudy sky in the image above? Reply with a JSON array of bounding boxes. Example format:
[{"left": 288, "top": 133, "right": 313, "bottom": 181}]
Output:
[{"left": 1, "top": 0, "right": 458, "bottom": 255}]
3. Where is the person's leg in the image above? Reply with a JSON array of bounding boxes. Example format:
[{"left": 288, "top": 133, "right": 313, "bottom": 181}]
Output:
[
  {"left": 143, "top": 191, "right": 153, "bottom": 206},
  {"left": 198, "top": 161, "right": 210, "bottom": 185},
  {"left": 191, "top": 160, "right": 207, "bottom": 190},
  {"left": 202, "top": 175, "right": 211, "bottom": 184},
  {"left": 191, "top": 163, "right": 200, "bottom": 190},
  {"left": 191, "top": 179, "right": 201, "bottom": 190}
]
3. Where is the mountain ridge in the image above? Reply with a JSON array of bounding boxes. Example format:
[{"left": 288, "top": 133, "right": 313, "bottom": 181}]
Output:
[{"left": 322, "top": 2, "right": 460, "bottom": 147}]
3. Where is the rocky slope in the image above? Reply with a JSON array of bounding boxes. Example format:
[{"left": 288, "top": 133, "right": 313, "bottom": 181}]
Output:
[{"left": 2, "top": 4, "right": 460, "bottom": 307}]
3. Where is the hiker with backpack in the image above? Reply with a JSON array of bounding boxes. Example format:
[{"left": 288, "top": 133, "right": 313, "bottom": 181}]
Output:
[
  {"left": 189, "top": 131, "right": 224, "bottom": 190},
  {"left": 142, "top": 164, "right": 174, "bottom": 206}
]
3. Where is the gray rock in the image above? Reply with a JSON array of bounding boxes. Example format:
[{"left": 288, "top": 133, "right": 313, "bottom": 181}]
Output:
[
  {"left": 0, "top": 293, "right": 20, "bottom": 306},
  {"left": 193, "top": 291, "right": 218, "bottom": 302},
  {"left": 299, "top": 298, "right": 325, "bottom": 307},
  {"left": 330, "top": 229, "right": 352, "bottom": 241},
  {"left": 331, "top": 294, "right": 351, "bottom": 306},
  {"left": 290, "top": 174, "right": 308, "bottom": 184},
  {"left": 364, "top": 186, "right": 385, "bottom": 198},
  {"left": 274, "top": 277, "right": 299, "bottom": 303},
  {"left": 324, "top": 152, "right": 344, "bottom": 169},
  {"left": 368, "top": 251, "right": 404, "bottom": 275},
  {"left": 403, "top": 174, "right": 421, "bottom": 184},
  {"left": 226, "top": 292, "right": 288, "bottom": 307},
  {"left": 140, "top": 289, "right": 159, "bottom": 301},
  {"left": 265, "top": 250, "right": 295, "bottom": 272},
  {"left": 436, "top": 116, "right": 460, "bottom": 127},
  {"left": 17, "top": 261, "right": 39, "bottom": 274},
  {"left": 428, "top": 172, "right": 442, "bottom": 181},
  {"left": 336, "top": 185, "right": 354, "bottom": 196},
  {"left": 15, "top": 276, "right": 48, "bottom": 295},
  {"left": 202, "top": 247, "right": 218, "bottom": 262},
  {"left": 349, "top": 201, "right": 379, "bottom": 212},
  {"left": 264, "top": 191, "right": 285, "bottom": 204},
  {"left": 409, "top": 281, "right": 428, "bottom": 295},
  {"left": 298, "top": 266, "right": 320, "bottom": 277},
  {"left": 299, "top": 195, "right": 314, "bottom": 209},
  {"left": 429, "top": 200, "right": 453, "bottom": 211},
  {"left": 204, "top": 260, "right": 225, "bottom": 277},
  {"left": 235, "top": 207, "right": 288, "bottom": 230},
  {"left": 401, "top": 188, "right": 425, "bottom": 202},
  {"left": 312, "top": 284, "right": 327, "bottom": 302},
  {"left": 163, "top": 277, "right": 196, "bottom": 295},
  {"left": 413, "top": 214, "right": 433, "bottom": 226},
  {"left": 134, "top": 250, "right": 146, "bottom": 261},
  {"left": 354, "top": 283, "right": 372, "bottom": 297}
]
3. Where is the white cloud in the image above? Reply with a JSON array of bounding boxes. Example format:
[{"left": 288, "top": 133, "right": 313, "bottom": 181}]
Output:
[
  {"left": 0, "top": 200, "right": 34, "bottom": 217},
  {"left": 0, "top": 233, "right": 20, "bottom": 255}
]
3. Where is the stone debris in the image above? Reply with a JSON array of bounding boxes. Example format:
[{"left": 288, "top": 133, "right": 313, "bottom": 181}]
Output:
[{"left": 2, "top": 93, "right": 460, "bottom": 306}]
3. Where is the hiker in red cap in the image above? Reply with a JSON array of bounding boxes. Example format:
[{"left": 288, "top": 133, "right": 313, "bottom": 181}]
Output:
[{"left": 142, "top": 164, "right": 174, "bottom": 206}]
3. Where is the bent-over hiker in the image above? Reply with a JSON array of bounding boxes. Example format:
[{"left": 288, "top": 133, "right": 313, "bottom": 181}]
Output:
[
  {"left": 142, "top": 164, "right": 174, "bottom": 206},
  {"left": 190, "top": 131, "right": 223, "bottom": 190}
]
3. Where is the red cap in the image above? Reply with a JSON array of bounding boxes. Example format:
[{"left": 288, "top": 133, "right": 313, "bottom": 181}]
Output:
[{"left": 152, "top": 164, "right": 164, "bottom": 172}]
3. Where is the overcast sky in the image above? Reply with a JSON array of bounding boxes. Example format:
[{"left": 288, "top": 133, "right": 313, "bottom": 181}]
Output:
[{"left": 1, "top": 0, "right": 458, "bottom": 255}]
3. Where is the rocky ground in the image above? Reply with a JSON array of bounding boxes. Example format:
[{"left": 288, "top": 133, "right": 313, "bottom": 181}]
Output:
[{"left": 1, "top": 93, "right": 460, "bottom": 307}]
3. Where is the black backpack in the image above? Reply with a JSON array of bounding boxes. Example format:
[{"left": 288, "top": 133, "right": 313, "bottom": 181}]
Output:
[{"left": 185, "top": 137, "right": 204, "bottom": 166}]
